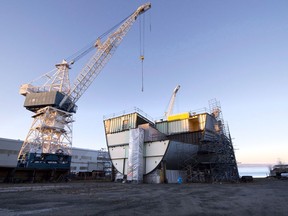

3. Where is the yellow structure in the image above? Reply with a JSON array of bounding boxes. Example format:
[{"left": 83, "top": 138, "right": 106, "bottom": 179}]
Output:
[{"left": 167, "top": 112, "right": 190, "bottom": 121}]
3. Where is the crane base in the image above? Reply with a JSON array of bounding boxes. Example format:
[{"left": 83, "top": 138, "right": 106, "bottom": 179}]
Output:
[{"left": 17, "top": 153, "right": 71, "bottom": 169}]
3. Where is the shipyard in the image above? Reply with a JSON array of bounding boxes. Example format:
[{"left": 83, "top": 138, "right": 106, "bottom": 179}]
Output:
[{"left": 1, "top": 1, "right": 288, "bottom": 216}]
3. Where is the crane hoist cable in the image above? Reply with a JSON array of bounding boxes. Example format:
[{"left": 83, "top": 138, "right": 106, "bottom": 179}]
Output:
[
  {"left": 139, "top": 11, "right": 152, "bottom": 92},
  {"left": 149, "top": 8, "right": 152, "bottom": 32},
  {"left": 139, "top": 13, "right": 145, "bottom": 92},
  {"left": 66, "top": 12, "right": 134, "bottom": 65}
]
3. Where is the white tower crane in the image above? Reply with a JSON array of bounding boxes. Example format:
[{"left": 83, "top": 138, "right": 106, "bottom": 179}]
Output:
[
  {"left": 164, "top": 85, "right": 181, "bottom": 118},
  {"left": 17, "top": 3, "right": 151, "bottom": 168}
]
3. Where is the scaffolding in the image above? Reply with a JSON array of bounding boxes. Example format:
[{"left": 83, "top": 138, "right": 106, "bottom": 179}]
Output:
[
  {"left": 178, "top": 99, "right": 239, "bottom": 183},
  {"left": 97, "top": 148, "right": 112, "bottom": 177}
]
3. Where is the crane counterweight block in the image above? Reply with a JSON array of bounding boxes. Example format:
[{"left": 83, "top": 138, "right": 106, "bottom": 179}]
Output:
[{"left": 24, "top": 91, "right": 77, "bottom": 113}]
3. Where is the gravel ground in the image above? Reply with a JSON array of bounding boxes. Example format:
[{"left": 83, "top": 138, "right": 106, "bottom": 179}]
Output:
[{"left": 0, "top": 178, "right": 287, "bottom": 216}]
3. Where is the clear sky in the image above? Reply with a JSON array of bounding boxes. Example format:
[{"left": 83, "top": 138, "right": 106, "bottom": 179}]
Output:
[{"left": 0, "top": 0, "right": 287, "bottom": 164}]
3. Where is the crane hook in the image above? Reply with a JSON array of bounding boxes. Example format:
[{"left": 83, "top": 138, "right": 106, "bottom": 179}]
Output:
[{"left": 140, "top": 55, "right": 144, "bottom": 92}]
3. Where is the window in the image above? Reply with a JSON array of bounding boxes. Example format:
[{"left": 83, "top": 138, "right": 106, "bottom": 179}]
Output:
[
  {"left": 122, "top": 119, "right": 129, "bottom": 130},
  {"left": 81, "top": 156, "right": 92, "bottom": 160}
]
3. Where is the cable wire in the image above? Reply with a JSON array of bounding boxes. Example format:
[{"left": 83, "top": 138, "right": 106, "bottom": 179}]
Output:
[
  {"left": 139, "top": 14, "right": 145, "bottom": 92},
  {"left": 66, "top": 12, "right": 134, "bottom": 65}
]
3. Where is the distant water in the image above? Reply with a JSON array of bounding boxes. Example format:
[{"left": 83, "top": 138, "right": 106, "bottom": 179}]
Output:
[{"left": 238, "top": 164, "right": 271, "bottom": 178}]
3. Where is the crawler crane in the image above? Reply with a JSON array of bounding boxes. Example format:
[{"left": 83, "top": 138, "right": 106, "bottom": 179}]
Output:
[{"left": 17, "top": 3, "right": 151, "bottom": 173}]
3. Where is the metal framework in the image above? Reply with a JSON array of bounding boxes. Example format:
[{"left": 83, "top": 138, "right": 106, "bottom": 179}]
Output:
[
  {"left": 178, "top": 99, "right": 239, "bottom": 183},
  {"left": 17, "top": 107, "right": 73, "bottom": 165}
]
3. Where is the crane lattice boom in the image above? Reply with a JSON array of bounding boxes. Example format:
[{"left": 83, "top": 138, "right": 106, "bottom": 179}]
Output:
[{"left": 165, "top": 85, "right": 180, "bottom": 118}]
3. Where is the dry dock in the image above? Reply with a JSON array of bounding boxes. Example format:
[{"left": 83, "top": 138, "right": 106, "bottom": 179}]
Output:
[{"left": 0, "top": 178, "right": 287, "bottom": 216}]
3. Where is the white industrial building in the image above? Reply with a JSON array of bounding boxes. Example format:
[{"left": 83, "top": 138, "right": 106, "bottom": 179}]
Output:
[
  {"left": 0, "top": 138, "right": 23, "bottom": 168},
  {"left": 0, "top": 137, "right": 110, "bottom": 176},
  {"left": 70, "top": 147, "right": 111, "bottom": 174}
]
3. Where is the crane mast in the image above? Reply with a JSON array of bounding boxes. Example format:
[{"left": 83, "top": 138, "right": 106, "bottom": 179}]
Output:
[{"left": 17, "top": 3, "right": 151, "bottom": 169}]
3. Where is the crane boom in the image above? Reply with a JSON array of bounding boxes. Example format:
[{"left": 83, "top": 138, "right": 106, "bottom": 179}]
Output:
[
  {"left": 165, "top": 85, "right": 180, "bottom": 118},
  {"left": 60, "top": 3, "right": 151, "bottom": 111}
]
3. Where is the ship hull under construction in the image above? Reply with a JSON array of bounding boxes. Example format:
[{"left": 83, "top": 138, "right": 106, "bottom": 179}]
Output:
[{"left": 104, "top": 103, "right": 239, "bottom": 183}]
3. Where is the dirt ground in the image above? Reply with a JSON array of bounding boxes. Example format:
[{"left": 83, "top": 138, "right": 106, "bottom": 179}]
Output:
[{"left": 0, "top": 178, "right": 287, "bottom": 216}]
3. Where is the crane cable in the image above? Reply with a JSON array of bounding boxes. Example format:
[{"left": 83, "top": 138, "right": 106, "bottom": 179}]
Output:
[
  {"left": 139, "top": 14, "right": 145, "bottom": 92},
  {"left": 66, "top": 13, "right": 133, "bottom": 65},
  {"left": 139, "top": 11, "right": 152, "bottom": 92}
]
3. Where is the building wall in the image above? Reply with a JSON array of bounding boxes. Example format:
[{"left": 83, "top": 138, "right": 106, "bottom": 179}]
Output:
[
  {"left": 0, "top": 138, "right": 22, "bottom": 168},
  {"left": 70, "top": 148, "right": 110, "bottom": 173}
]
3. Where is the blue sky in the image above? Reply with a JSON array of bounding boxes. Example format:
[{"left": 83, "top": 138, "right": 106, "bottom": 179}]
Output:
[{"left": 0, "top": 0, "right": 287, "bottom": 164}]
